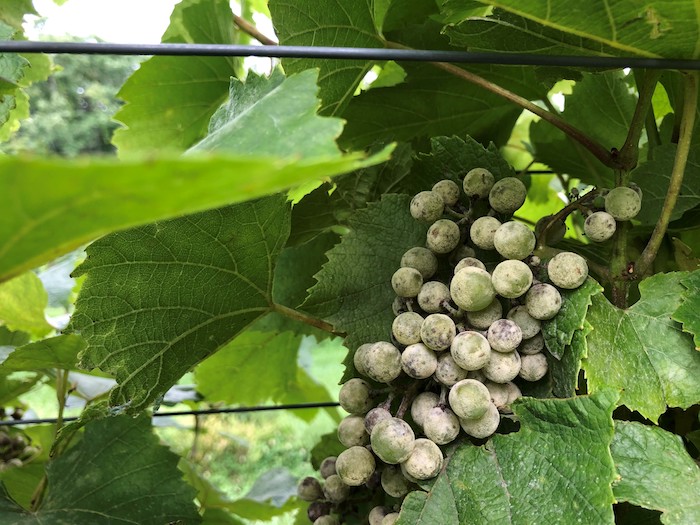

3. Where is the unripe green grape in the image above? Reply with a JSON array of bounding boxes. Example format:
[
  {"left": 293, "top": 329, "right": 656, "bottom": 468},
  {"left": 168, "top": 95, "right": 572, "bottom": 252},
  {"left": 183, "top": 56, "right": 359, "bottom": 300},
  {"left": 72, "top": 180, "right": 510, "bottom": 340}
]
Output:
[
  {"left": 519, "top": 332, "right": 544, "bottom": 355},
  {"left": 507, "top": 305, "right": 541, "bottom": 339},
  {"left": 466, "top": 298, "right": 503, "bottom": 330},
  {"left": 369, "top": 507, "right": 391, "bottom": 525},
  {"left": 505, "top": 381, "right": 522, "bottom": 408},
  {"left": 353, "top": 343, "right": 373, "bottom": 377},
  {"left": 535, "top": 215, "right": 567, "bottom": 245},
  {"left": 459, "top": 402, "right": 500, "bottom": 439},
  {"left": 401, "top": 343, "right": 438, "bottom": 379},
  {"left": 401, "top": 438, "right": 443, "bottom": 480},
  {"left": 605, "top": 186, "right": 641, "bottom": 221},
  {"left": 392, "top": 296, "right": 406, "bottom": 317},
  {"left": 467, "top": 369, "right": 487, "bottom": 383},
  {"left": 491, "top": 260, "right": 533, "bottom": 299},
  {"left": 314, "top": 516, "right": 340, "bottom": 525},
  {"left": 519, "top": 353, "right": 548, "bottom": 381},
  {"left": 392, "top": 267, "right": 423, "bottom": 298},
  {"left": 336, "top": 446, "right": 376, "bottom": 486},
  {"left": 365, "top": 342, "right": 402, "bottom": 383},
  {"left": 427, "top": 219, "right": 461, "bottom": 254},
  {"left": 470, "top": 216, "right": 501, "bottom": 250},
  {"left": 493, "top": 221, "right": 536, "bottom": 260},
  {"left": 434, "top": 353, "right": 468, "bottom": 386},
  {"left": 308, "top": 501, "right": 332, "bottom": 522},
  {"left": 547, "top": 252, "right": 588, "bottom": 289},
  {"left": 382, "top": 514, "right": 400, "bottom": 525},
  {"left": 410, "top": 191, "right": 444, "bottom": 222},
  {"left": 338, "top": 416, "right": 369, "bottom": 447},
  {"left": 410, "top": 392, "right": 440, "bottom": 427},
  {"left": 489, "top": 177, "right": 527, "bottom": 214},
  {"left": 451, "top": 244, "right": 476, "bottom": 262},
  {"left": 365, "top": 407, "right": 392, "bottom": 434},
  {"left": 319, "top": 457, "right": 337, "bottom": 479},
  {"left": 483, "top": 380, "right": 509, "bottom": 412},
  {"left": 370, "top": 417, "right": 415, "bottom": 464},
  {"left": 392, "top": 312, "right": 424, "bottom": 345},
  {"left": 463, "top": 167, "right": 495, "bottom": 198},
  {"left": 417, "top": 281, "right": 451, "bottom": 314},
  {"left": 584, "top": 211, "right": 616, "bottom": 242},
  {"left": 297, "top": 476, "right": 323, "bottom": 501},
  {"left": 483, "top": 350, "right": 521, "bottom": 383},
  {"left": 420, "top": 313, "right": 456, "bottom": 351},
  {"left": 451, "top": 267, "right": 497, "bottom": 312},
  {"left": 323, "top": 474, "right": 350, "bottom": 503},
  {"left": 381, "top": 465, "right": 413, "bottom": 498},
  {"left": 401, "top": 246, "right": 438, "bottom": 279},
  {"left": 422, "top": 405, "right": 460, "bottom": 444},
  {"left": 525, "top": 283, "right": 562, "bottom": 320},
  {"left": 450, "top": 331, "right": 491, "bottom": 371},
  {"left": 433, "top": 179, "right": 461, "bottom": 206},
  {"left": 454, "top": 257, "right": 487, "bottom": 273},
  {"left": 448, "top": 379, "right": 492, "bottom": 420},
  {"left": 339, "top": 378, "right": 374, "bottom": 414},
  {"left": 488, "top": 319, "right": 523, "bottom": 353}
]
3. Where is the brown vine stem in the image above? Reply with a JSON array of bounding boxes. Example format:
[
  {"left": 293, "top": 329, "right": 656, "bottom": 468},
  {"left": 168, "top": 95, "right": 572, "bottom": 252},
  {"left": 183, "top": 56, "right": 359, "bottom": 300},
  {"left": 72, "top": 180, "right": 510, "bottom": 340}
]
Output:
[
  {"left": 233, "top": 14, "right": 277, "bottom": 46},
  {"left": 272, "top": 302, "right": 346, "bottom": 338},
  {"left": 635, "top": 71, "right": 699, "bottom": 278},
  {"left": 535, "top": 188, "right": 600, "bottom": 251}
]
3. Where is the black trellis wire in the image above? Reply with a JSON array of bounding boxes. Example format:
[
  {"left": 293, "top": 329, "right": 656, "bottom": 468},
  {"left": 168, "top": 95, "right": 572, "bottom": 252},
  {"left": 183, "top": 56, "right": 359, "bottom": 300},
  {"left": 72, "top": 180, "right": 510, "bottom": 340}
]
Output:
[
  {"left": 2, "top": 40, "right": 700, "bottom": 70},
  {"left": 0, "top": 401, "right": 341, "bottom": 427}
]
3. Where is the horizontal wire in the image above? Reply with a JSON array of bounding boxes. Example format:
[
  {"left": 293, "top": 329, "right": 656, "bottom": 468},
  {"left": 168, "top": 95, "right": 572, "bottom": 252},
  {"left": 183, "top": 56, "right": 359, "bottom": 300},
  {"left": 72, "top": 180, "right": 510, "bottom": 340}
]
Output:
[
  {"left": 0, "top": 401, "right": 341, "bottom": 427},
  {"left": 1, "top": 41, "right": 700, "bottom": 70}
]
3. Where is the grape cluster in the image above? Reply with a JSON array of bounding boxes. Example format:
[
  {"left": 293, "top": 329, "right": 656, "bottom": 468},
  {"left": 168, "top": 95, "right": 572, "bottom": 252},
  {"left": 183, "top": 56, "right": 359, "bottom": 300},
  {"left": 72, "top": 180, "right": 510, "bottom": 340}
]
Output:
[
  {"left": 299, "top": 169, "right": 591, "bottom": 524},
  {"left": 0, "top": 408, "right": 38, "bottom": 471}
]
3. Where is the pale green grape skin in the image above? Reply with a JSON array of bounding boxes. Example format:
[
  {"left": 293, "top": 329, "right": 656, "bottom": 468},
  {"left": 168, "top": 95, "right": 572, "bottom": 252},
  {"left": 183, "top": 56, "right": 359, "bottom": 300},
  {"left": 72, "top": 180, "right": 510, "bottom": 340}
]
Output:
[
  {"left": 319, "top": 457, "right": 337, "bottom": 479},
  {"left": 338, "top": 416, "right": 369, "bottom": 447},
  {"left": 584, "top": 211, "right": 616, "bottom": 242},
  {"left": 463, "top": 167, "right": 495, "bottom": 198},
  {"left": 483, "top": 350, "right": 521, "bottom": 383},
  {"left": 391, "top": 267, "right": 423, "bottom": 298},
  {"left": 525, "top": 283, "right": 562, "bottom": 320},
  {"left": 392, "top": 312, "right": 424, "bottom": 345},
  {"left": 401, "top": 343, "right": 438, "bottom": 379},
  {"left": 417, "top": 281, "right": 451, "bottom": 313},
  {"left": 381, "top": 465, "right": 413, "bottom": 498},
  {"left": 410, "top": 391, "right": 440, "bottom": 427},
  {"left": 605, "top": 186, "right": 642, "bottom": 221},
  {"left": 450, "top": 267, "right": 497, "bottom": 312},
  {"left": 323, "top": 474, "right": 350, "bottom": 503},
  {"left": 434, "top": 353, "right": 468, "bottom": 386},
  {"left": 450, "top": 331, "right": 491, "bottom": 371},
  {"left": 336, "top": 446, "right": 376, "bottom": 486},
  {"left": 297, "top": 476, "right": 323, "bottom": 501},
  {"left": 365, "top": 407, "right": 392, "bottom": 434},
  {"left": 448, "top": 379, "right": 492, "bottom": 420},
  {"left": 483, "top": 380, "right": 510, "bottom": 412},
  {"left": 401, "top": 246, "right": 439, "bottom": 279},
  {"left": 382, "top": 514, "right": 400, "bottom": 525},
  {"left": 489, "top": 177, "right": 527, "bottom": 214},
  {"left": 401, "top": 438, "right": 444, "bottom": 480},
  {"left": 427, "top": 219, "right": 461, "bottom": 254},
  {"left": 535, "top": 215, "right": 567, "bottom": 245},
  {"left": 470, "top": 216, "right": 501, "bottom": 250},
  {"left": 370, "top": 417, "right": 416, "bottom": 464},
  {"left": 365, "top": 342, "right": 402, "bottom": 383},
  {"left": 433, "top": 179, "right": 461, "bottom": 206},
  {"left": 353, "top": 343, "right": 373, "bottom": 377},
  {"left": 339, "top": 378, "right": 373, "bottom": 414},
  {"left": 488, "top": 319, "right": 523, "bottom": 353},
  {"left": 519, "top": 353, "right": 548, "bottom": 381},
  {"left": 454, "top": 257, "right": 487, "bottom": 273},
  {"left": 422, "top": 405, "right": 460, "bottom": 444},
  {"left": 420, "top": 313, "right": 456, "bottom": 351},
  {"left": 451, "top": 245, "right": 476, "bottom": 261},
  {"left": 547, "top": 252, "right": 588, "bottom": 289},
  {"left": 466, "top": 298, "right": 503, "bottom": 330},
  {"left": 505, "top": 381, "right": 522, "bottom": 408},
  {"left": 314, "top": 516, "right": 340, "bottom": 525},
  {"left": 491, "top": 260, "right": 533, "bottom": 299},
  {"left": 410, "top": 191, "right": 444, "bottom": 222},
  {"left": 369, "top": 507, "right": 391, "bottom": 525},
  {"left": 519, "top": 332, "right": 544, "bottom": 355},
  {"left": 507, "top": 305, "right": 541, "bottom": 339},
  {"left": 493, "top": 221, "right": 536, "bottom": 260},
  {"left": 459, "top": 402, "right": 500, "bottom": 438}
]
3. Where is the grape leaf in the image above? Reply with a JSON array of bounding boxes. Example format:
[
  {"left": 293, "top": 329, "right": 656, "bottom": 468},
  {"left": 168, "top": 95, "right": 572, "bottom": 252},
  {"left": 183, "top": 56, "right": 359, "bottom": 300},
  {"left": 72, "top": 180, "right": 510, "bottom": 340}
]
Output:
[
  {"left": 0, "top": 272, "right": 52, "bottom": 337},
  {"left": 550, "top": 321, "right": 591, "bottom": 398},
  {"left": 188, "top": 69, "right": 344, "bottom": 157},
  {"left": 396, "top": 390, "right": 618, "bottom": 524},
  {"left": 1, "top": 335, "right": 83, "bottom": 371},
  {"left": 632, "top": 144, "right": 700, "bottom": 226},
  {"left": 70, "top": 194, "right": 291, "bottom": 413},
  {"left": 612, "top": 421, "right": 700, "bottom": 525},
  {"left": 455, "top": 0, "right": 700, "bottom": 58},
  {"left": 0, "top": 151, "right": 390, "bottom": 284},
  {"left": 672, "top": 269, "right": 700, "bottom": 349},
  {"left": 112, "top": 0, "right": 239, "bottom": 153},
  {"left": 268, "top": 0, "right": 382, "bottom": 115},
  {"left": 542, "top": 278, "right": 603, "bottom": 359},
  {"left": 303, "top": 194, "right": 429, "bottom": 351},
  {"left": 0, "top": 0, "right": 36, "bottom": 30},
  {"left": 0, "top": 415, "right": 200, "bottom": 524},
  {"left": 584, "top": 272, "right": 700, "bottom": 422}
]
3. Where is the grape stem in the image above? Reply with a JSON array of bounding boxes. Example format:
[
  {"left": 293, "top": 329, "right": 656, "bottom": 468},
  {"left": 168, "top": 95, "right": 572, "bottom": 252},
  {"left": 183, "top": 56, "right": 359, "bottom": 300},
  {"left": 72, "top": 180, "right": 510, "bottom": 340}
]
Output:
[
  {"left": 395, "top": 383, "right": 421, "bottom": 419},
  {"left": 232, "top": 14, "right": 278, "bottom": 46},
  {"left": 535, "top": 188, "right": 600, "bottom": 251},
  {"left": 272, "top": 303, "right": 346, "bottom": 337},
  {"left": 634, "top": 71, "right": 699, "bottom": 278}
]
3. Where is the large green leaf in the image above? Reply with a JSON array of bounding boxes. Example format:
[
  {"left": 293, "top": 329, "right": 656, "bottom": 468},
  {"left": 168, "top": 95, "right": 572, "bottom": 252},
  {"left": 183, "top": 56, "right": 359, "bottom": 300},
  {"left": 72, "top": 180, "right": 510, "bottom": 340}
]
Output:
[
  {"left": 0, "top": 415, "right": 200, "bottom": 524},
  {"left": 1, "top": 335, "right": 84, "bottom": 371},
  {"left": 584, "top": 272, "right": 700, "bottom": 422},
  {"left": 70, "top": 194, "right": 291, "bottom": 412},
  {"left": 189, "top": 70, "right": 344, "bottom": 157},
  {"left": 112, "top": 0, "right": 238, "bottom": 153},
  {"left": 0, "top": 151, "right": 389, "bottom": 284},
  {"left": 396, "top": 390, "right": 618, "bottom": 524},
  {"left": 268, "top": 0, "right": 382, "bottom": 115},
  {"left": 458, "top": 0, "right": 700, "bottom": 58},
  {"left": 672, "top": 269, "right": 700, "bottom": 349},
  {"left": 550, "top": 321, "right": 591, "bottom": 397},
  {"left": 612, "top": 421, "right": 700, "bottom": 525},
  {"left": 0, "top": 272, "right": 51, "bottom": 336}
]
